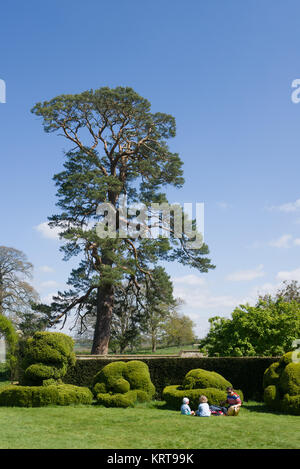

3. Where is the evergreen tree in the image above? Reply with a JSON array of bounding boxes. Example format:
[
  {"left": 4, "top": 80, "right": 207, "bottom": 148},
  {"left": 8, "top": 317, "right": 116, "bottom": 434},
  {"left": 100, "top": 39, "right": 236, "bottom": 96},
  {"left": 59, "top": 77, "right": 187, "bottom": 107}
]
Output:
[{"left": 32, "top": 87, "right": 215, "bottom": 354}]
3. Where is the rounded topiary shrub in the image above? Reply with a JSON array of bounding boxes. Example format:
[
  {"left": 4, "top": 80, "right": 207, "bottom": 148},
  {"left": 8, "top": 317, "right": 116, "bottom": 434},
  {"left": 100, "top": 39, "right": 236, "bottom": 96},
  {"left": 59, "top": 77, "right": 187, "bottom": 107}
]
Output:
[
  {"left": 182, "top": 369, "right": 232, "bottom": 391},
  {"left": 162, "top": 368, "right": 243, "bottom": 410},
  {"left": 93, "top": 360, "right": 155, "bottom": 407},
  {"left": 163, "top": 385, "right": 227, "bottom": 410},
  {"left": 21, "top": 331, "right": 76, "bottom": 386},
  {"left": 263, "top": 351, "right": 300, "bottom": 415},
  {"left": 0, "top": 383, "right": 93, "bottom": 407},
  {"left": 0, "top": 331, "right": 93, "bottom": 407}
]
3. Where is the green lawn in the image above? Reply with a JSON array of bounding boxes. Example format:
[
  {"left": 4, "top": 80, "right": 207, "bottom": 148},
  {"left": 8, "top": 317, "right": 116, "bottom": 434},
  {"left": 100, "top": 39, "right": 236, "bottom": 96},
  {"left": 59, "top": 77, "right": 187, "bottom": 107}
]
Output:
[{"left": 0, "top": 401, "right": 299, "bottom": 449}]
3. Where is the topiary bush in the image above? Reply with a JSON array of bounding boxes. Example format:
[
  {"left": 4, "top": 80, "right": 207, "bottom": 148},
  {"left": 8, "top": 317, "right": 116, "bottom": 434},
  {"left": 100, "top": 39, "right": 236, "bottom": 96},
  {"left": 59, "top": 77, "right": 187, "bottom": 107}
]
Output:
[
  {"left": 93, "top": 360, "right": 155, "bottom": 407},
  {"left": 182, "top": 368, "right": 232, "bottom": 391},
  {"left": 263, "top": 351, "right": 300, "bottom": 415},
  {"left": 0, "top": 331, "right": 92, "bottom": 407},
  {"left": 0, "top": 383, "right": 93, "bottom": 407},
  {"left": 162, "top": 368, "right": 243, "bottom": 410},
  {"left": 21, "top": 332, "right": 76, "bottom": 386}
]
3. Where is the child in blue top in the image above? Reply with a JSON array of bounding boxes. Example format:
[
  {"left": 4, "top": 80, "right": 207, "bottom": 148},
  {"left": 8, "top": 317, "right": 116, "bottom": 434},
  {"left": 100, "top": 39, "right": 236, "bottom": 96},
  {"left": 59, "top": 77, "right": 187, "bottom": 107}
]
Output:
[
  {"left": 196, "top": 395, "right": 211, "bottom": 417},
  {"left": 180, "top": 397, "right": 195, "bottom": 415}
]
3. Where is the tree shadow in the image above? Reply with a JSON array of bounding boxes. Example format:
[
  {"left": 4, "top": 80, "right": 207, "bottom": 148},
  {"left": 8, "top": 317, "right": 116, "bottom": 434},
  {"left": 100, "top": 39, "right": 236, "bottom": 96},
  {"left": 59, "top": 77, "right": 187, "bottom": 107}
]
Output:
[{"left": 243, "top": 402, "right": 287, "bottom": 416}]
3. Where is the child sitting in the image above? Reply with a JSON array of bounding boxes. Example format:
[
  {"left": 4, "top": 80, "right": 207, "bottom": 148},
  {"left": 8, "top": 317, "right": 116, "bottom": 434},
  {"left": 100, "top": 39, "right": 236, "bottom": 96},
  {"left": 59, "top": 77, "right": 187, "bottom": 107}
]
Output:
[
  {"left": 195, "top": 395, "right": 211, "bottom": 417},
  {"left": 180, "top": 397, "right": 195, "bottom": 415}
]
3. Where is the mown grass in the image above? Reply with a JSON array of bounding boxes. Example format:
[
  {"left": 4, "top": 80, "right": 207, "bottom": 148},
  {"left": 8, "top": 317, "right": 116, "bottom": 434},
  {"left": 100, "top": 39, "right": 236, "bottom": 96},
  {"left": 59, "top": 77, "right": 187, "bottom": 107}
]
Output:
[{"left": 0, "top": 401, "right": 298, "bottom": 449}]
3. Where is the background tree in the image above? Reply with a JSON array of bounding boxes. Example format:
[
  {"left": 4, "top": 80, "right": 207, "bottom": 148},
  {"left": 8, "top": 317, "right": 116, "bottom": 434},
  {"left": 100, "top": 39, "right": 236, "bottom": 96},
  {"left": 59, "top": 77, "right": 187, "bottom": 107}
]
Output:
[
  {"left": 0, "top": 246, "right": 39, "bottom": 324},
  {"left": 32, "top": 87, "right": 215, "bottom": 354},
  {"left": 199, "top": 297, "right": 300, "bottom": 357},
  {"left": 110, "top": 283, "right": 143, "bottom": 353},
  {"left": 163, "top": 309, "right": 196, "bottom": 347},
  {"left": 140, "top": 266, "right": 175, "bottom": 352},
  {"left": 17, "top": 305, "right": 53, "bottom": 339},
  {"left": 259, "top": 280, "right": 300, "bottom": 304}
]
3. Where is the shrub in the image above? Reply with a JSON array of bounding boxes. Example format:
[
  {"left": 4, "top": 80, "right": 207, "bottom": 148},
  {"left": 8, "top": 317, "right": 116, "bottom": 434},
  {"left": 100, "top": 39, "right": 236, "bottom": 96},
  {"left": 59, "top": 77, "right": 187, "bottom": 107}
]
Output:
[
  {"left": 282, "top": 394, "right": 300, "bottom": 416},
  {"left": 64, "top": 356, "right": 279, "bottom": 401},
  {"left": 21, "top": 332, "right": 76, "bottom": 386},
  {"left": 263, "top": 351, "right": 300, "bottom": 414},
  {"left": 93, "top": 360, "right": 155, "bottom": 407},
  {"left": 263, "top": 385, "right": 281, "bottom": 410},
  {"left": 263, "top": 362, "right": 281, "bottom": 388},
  {"left": 96, "top": 391, "right": 137, "bottom": 408},
  {"left": 182, "top": 368, "right": 232, "bottom": 390},
  {"left": 0, "top": 383, "right": 93, "bottom": 407},
  {"left": 162, "top": 368, "right": 243, "bottom": 410},
  {"left": 163, "top": 385, "right": 227, "bottom": 410}
]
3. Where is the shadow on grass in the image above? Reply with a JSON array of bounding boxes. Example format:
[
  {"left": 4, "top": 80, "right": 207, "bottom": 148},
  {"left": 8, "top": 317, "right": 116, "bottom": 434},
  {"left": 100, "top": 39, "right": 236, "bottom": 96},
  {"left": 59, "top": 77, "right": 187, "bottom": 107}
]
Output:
[{"left": 243, "top": 402, "right": 290, "bottom": 416}]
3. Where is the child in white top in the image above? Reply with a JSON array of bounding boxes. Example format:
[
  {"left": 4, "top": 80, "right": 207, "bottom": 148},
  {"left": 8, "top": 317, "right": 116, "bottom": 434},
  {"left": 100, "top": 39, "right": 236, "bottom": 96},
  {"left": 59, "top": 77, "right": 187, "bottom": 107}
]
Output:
[
  {"left": 180, "top": 397, "right": 195, "bottom": 415},
  {"left": 196, "top": 395, "right": 211, "bottom": 417}
]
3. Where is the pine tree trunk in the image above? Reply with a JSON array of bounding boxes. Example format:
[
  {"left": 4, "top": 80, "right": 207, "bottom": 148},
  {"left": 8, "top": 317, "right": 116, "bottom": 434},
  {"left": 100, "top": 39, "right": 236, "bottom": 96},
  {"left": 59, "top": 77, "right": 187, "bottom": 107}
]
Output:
[{"left": 91, "top": 284, "right": 114, "bottom": 355}]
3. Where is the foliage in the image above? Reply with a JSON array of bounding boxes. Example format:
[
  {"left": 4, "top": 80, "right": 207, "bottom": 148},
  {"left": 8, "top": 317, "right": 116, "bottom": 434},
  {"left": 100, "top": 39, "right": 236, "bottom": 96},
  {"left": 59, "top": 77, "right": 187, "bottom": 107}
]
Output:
[
  {"left": 182, "top": 368, "right": 231, "bottom": 390},
  {"left": 163, "top": 309, "right": 196, "bottom": 347},
  {"left": 92, "top": 360, "right": 155, "bottom": 407},
  {"left": 0, "top": 383, "right": 93, "bottom": 407},
  {"left": 162, "top": 367, "right": 243, "bottom": 410},
  {"left": 31, "top": 86, "right": 215, "bottom": 354},
  {"left": 260, "top": 279, "right": 300, "bottom": 304},
  {"left": 18, "top": 304, "right": 53, "bottom": 339},
  {"left": 139, "top": 267, "right": 176, "bottom": 352},
  {"left": 199, "top": 298, "right": 300, "bottom": 357},
  {"left": 263, "top": 351, "right": 300, "bottom": 415},
  {"left": 21, "top": 331, "right": 76, "bottom": 385},
  {"left": 65, "top": 356, "right": 278, "bottom": 401},
  {"left": 163, "top": 385, "right": 227, "bottom": 409}
]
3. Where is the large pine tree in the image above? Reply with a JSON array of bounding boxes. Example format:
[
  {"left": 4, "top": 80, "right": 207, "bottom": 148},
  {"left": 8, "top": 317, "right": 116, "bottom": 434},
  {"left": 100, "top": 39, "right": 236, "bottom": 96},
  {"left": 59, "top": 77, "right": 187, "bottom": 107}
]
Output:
[{"left": 32, "top": 87, "right": 215, "bottom": 354}]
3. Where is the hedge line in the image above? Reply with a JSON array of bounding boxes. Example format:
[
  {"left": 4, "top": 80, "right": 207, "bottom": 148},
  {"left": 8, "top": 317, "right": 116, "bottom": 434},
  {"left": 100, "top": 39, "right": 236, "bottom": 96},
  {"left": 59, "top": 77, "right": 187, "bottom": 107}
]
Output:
[{"left": 64, "top": 356, "right": 279, "bottom": 401}]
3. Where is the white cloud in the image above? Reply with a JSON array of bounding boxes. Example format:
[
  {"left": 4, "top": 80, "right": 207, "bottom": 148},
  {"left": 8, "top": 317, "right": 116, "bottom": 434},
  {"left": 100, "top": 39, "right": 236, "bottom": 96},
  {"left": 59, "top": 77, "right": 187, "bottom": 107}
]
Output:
[
  {"left": 276, "top": 267, "right": 300, "bottom": 283},
  {"left": 226, "top": 264, "right": 265, "bottom": 282},
  {"left": 41, "top": 293, "right": 57, "bottom": 304},
  {"left": 35, "top": 222, "right": 61, "bottom": 240},
  {"left": 216, "top": 201, "right": 231, "bottom": 210},
  {"left": 269, "top": 234, "right": 293, "bottom": 248},
  {"left": 35, "top": 220, "right": 96, "bottom": 240},
  {"left": 172, "top": 275, "right": 239, "bottom": 311},
  {"left": 40, "top": 280, "right": 60, "bottom": 289},
  {"left": 294, "top": 238, "right": 300, "bottom": 246},
  {"left": 172, "top": 274, "right": 206, "bottom": 287},
  {"left": 39, "top": 265, "right": 55, "bottom": 273},
  {"left": 270, "top": 199, "right": 300, "bottom": 213},
  {"left": 267, "top": 199, "right": 300, "bottom": 213}
]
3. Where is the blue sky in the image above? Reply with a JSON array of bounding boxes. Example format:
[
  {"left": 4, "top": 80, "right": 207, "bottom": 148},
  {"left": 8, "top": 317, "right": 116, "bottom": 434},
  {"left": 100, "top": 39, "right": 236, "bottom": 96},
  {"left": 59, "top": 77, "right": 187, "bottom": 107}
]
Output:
[{"left": 1, "top": 0, "right": 300, "bottom": 337}]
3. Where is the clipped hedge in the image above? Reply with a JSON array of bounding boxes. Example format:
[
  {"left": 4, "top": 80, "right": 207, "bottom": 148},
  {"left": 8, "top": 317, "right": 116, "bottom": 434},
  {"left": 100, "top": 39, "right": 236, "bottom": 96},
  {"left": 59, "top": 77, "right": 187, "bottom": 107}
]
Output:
[
  {"left": 0, "top": 383, "right": 93, "bottom": 407},
  {"left": 93, "top": 361, "right": 155, "bottom": 407},
  {"left": 21, "top": 332, "right": 76, "bottom": 386},
  {"left": 163, "top": 385, "right": 227, "bottom": 410},
  {"left": 182, "top": 368, "right": 231, "bottom": 390},
  {"left": 162, "top": 368, "right": 244, "bottom": 410},
  {"left": 65, "top": 356, "right": 279, "bottom": 401},
  {"left": 263, "top": 351, "right": 300, "bottom": 415}
]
